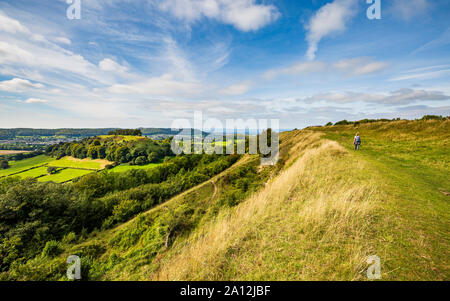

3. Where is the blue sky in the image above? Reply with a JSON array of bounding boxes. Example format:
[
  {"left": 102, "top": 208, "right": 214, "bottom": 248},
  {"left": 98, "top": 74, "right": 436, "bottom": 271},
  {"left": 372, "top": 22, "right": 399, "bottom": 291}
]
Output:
[{"left": 0, "top": 0, "right": 449, "bottom": 129}]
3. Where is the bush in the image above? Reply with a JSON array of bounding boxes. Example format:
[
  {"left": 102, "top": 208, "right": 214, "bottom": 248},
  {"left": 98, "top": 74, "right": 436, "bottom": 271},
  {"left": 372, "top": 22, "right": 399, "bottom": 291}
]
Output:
[
  {"left": 41, "top": 240, "right": 62, "bottom": 258},
  {"left": 62, "top": 232, "right": 77, "bottom": 244},
  {"left": 135, "top": 156, "right": 147, "bottom": 165},
  {"left": 0, "top": 159, "right": 9, "bottom": 170},
  {"left": 47, "top": 166, "right": 57, "bottom": 174},
  {"left": 421, "top": 115, "right": 444, "bottom": 121},
  {"left": 334, "top": 120, "right": 352, "bottom": 126}
]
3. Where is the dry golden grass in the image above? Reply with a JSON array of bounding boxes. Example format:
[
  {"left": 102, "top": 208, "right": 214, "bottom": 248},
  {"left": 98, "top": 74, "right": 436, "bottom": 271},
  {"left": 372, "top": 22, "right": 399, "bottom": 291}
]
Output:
[{"left": 150, "top": 133, "right": 381, "bottom": 280}]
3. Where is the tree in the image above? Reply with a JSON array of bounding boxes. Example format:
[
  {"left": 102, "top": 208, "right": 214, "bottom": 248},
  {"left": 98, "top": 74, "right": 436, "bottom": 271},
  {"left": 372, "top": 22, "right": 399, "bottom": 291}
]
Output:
[
  {"left": 135, "top": 156, "right": 148, "bottom": 166},
  {"left": 47, "top": 167, "right": 57, "bottom": 174},
  {"left": 0, "top": 160, "right": 9, "bottom": 170},
  {"left": 147, "top": 152, "right": 158, "bottom": 163}
]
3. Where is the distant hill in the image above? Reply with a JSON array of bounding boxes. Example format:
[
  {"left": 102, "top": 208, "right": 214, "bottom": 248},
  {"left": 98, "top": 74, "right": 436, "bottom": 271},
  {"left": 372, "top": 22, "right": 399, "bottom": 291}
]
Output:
[
  {"left": 0, "top": 128, "right": 181, "bottom": 139},
  {"left": 0, "top": 128, "right": 213, "bottom": 140}
]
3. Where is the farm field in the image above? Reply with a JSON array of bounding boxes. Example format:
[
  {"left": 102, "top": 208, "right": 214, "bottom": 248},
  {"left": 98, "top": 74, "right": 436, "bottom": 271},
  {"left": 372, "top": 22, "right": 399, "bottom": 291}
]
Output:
[
  {"left": 15, "top": 166, "right": 53, "bottom": 180},
  {"left": 1, "top": 155, "right": 111, "bottom": 183},
  {"left": 109, "top": 162, "right": 161, "bottom": 173},
  {"left": 0, "top": 150, "right": 31, "bottom": 156},
  {"left": 97, "top": 135, "right": 146, "bottom": 142},
  {"left": 38, "top": 168, "right": 94, "bottom": 183},
  {"left": 0, "top": 155, "right": 54, "bottom": 177},
  {"left": 47, "top": 156, "right": 113, "bottom": 170}
]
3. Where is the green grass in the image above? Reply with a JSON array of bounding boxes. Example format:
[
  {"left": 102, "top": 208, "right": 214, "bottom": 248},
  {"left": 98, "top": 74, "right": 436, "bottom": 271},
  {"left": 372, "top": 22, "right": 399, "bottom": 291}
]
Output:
[
  {"left": 47, "top": 157, "right": 110, "bottom": 170},
  {"left": 108, "top": 163, "right": 161, "bottom": 173},
  {"left": 0, "top": 155, "right": 55, "bottom": 177},
  {"left": 311, "top": 119, "right": 450, "bottom": 280},
  {"left": 38, "top": 168, "right": 95, "bottom": 183},
  {"left": 15, "top": 167, "right": 55, "bottom": 179},
  {"left": 97, "top": 135, "right": 145, "bottom": 142}
]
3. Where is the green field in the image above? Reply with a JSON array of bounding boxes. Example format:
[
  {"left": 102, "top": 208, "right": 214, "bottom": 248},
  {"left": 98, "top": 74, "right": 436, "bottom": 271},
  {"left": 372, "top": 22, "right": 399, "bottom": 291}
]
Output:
[
  {"left": 109, "top": 162, "right": 161, "bottom": 173},
  {"left": 0, "top": 155, "right": 54, "bottom": 177},
  {"left": 38, "top": 168, "right": 95, "bottom": 183},
  {"left": 15, "top": 167, "right": 53, "bottom": 179},
  {"left": 97, "top": 135, "right": 146, "bottom": 142},
  {"left": 1, "top": 155, "right": 110, "bottom": 183},
  {"left": 47, "top": 157, "right": 111, "bottom": 170}
]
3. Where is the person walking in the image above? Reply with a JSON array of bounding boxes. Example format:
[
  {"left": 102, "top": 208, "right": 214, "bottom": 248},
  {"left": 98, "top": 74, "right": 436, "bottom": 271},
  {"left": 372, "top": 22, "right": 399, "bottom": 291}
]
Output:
[{"left": 354, "top": 133, "right": 361, "bottom": 150}]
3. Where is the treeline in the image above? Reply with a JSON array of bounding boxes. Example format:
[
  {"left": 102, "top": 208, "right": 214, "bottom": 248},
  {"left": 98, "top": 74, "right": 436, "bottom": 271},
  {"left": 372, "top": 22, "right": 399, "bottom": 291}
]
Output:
[
  {"left": 0, "top": 128, "right": 184, "bottom": 140},
  {"left": 108, "top": 129, "right": 142, "bottom": 136},
  {"left": 0, "top": 153, "right": 240, "bottom": 273},
  {"left": 0, "top": 143, "right": 43, "bottom": 151},
  {"left": 324, "top": 115, "right": 449, "bottom": 127},
  {"left": 45, "top": 137, "right": 173, "bottom": 164}
]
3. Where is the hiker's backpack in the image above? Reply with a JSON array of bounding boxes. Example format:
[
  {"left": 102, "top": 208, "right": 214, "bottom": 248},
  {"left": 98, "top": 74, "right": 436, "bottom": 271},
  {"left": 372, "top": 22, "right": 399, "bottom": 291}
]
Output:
[{"left": 356, "top": 136, "right": 361, "bottom": 143}]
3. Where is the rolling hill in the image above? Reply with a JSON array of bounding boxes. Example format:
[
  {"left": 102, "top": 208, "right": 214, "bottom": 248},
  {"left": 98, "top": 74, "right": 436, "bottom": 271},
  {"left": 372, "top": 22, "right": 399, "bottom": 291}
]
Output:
[{"left": 1, "top": 118, "right": 448, "bottom": 280}]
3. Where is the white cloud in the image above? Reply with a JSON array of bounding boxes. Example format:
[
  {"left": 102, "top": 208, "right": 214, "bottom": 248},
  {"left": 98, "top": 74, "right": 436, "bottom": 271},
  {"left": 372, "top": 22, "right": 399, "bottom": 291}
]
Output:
[
  {"left": 0, "top": 41, "right": 34, "bottom": 64},
  {"left": 219, "top": 83, "right": 251, "bottom": 96},
  {"left": 55, "top": 37, "right": 72, "bottom": 45},
  {"left": 23, "top": 98, "right": 48, "bottom": 104},
  {"left": 107, "top": 74, "right": 203, "bottom": 96},
  {"left": 99, "top": 58, "right": 128, "bottom": 73},
  {"left": 263, "top": 61, "right": 327, "bottom": 80},
  {"left": 333, "top": 57, "right": 389, "bottom": 76},
  {"left": 300, "top": 89, "right": 450, "bottom": 105},
  {"left": 0, "top": 12, "right": 29, "bottom": 34},
  {"left": 390, "top": 64, "right": 450, "bottom": 81},
  {"left": 0, "top": 78, "right": 44, "bottom": 92},
  {"left": 391, "top": 0, "right": 430, "bottom": 21},
  {"left": 157, "top": 0, "right": 280, "bottom": 31},
  {"left": 263, "top": 58, "right": 387, "bottom": 80},
  {"left": 305, "top": 0, "right": 357, "bottom": 60}
]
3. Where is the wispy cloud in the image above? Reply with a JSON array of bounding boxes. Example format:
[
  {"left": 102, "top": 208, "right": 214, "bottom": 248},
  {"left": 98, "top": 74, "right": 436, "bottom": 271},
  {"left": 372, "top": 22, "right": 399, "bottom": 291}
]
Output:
[
  {"left": 219, "top": 83, "right": 251, "bottom": 96},
  {"left": 263, "top": 61, "right": 326, "bottom": 80},
  {"left": 23, "top": 98, "right": 48, "bottom": 104},
  {"left": 156, "top": 0, "right": 280, "bottom": 31},
  {"left": 391, "top": 0, "right": 430, "bottom": 21},
  {"left": 389, "top": 67, "right": 450, "bottom": 81},
  {"left": 333, "top": 57, "right": 389, "bottom": 76},
  {"left": 298, "top": 88, "right": 450, "bottom": 105},
  {"left": 412, "top": 27, "right": 450, "bottom": 54},
  {"left": 305, "top": 0, "right": 357, "bottom": 60},
  {"left": 263, "top": 57, "right": 387, "bottom": 80},
  {"left": 0, "top": 78, "right": 44, "bottom": 92}
]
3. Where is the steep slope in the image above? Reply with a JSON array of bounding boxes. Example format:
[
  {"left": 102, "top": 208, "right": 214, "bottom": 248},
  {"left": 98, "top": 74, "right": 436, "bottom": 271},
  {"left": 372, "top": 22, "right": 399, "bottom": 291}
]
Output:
[{"left": 148, "top": 120, "right": 449, "bottom": 280}]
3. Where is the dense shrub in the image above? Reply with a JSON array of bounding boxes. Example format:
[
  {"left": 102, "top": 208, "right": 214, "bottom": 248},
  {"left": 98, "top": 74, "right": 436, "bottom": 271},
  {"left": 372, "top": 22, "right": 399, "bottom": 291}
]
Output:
[
  {"left": 0, "top": 153, "right": 240, "bottom": 272},
  {"left": 41, "top": 240, "right": 62, "bottom": 258},
  {"left": 0, "top": 159, "right": 9, "bottom": 169},
  {"left": 46, "top": 136, "right": 173, "bottom": 164}
]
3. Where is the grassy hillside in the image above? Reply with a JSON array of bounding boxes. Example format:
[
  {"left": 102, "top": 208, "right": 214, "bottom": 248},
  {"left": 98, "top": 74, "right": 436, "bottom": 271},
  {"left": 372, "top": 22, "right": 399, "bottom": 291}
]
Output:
[
  {"left": 1, "top": 119, "right": 448, "bottom": 280},
  {"left": 151, "top": 120, "right": 449, "bottom": 280}
]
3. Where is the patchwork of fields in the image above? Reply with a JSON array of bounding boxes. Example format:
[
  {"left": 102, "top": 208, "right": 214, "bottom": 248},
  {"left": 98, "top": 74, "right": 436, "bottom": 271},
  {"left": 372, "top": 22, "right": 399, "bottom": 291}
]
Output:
[{"left": 1, "top": 154, "right": 162, "bottom": 183}]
